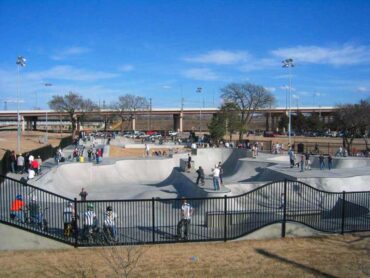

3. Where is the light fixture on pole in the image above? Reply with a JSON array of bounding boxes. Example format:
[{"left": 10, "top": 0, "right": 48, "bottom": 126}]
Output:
[
  {"left": 16, "top": 56, "right": 26, "bottom": 154},
  {"left": 282, "top": 58, "right": 294, "bottom": 147},
  {"left": 44, "top": 83, "right": 53, "bottom": 143},
  {"left": 196, "top": 87, "right": 202, "bottom": 133}
]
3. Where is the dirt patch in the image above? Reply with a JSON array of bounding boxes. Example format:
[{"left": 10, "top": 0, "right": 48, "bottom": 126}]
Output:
[
  {"left": 109, "top": 145, "right": 189, "bottom": 158},
  {"left": 0, "top": 131, "right": 70, "bottom": 157},
  {"left": 0, "top": 234, "right": 369, "bottom": 277}
]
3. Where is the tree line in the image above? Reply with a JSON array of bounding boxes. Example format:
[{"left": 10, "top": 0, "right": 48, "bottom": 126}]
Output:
[{"left": 49, "top": 83, "right": 370, "bottom": 155}]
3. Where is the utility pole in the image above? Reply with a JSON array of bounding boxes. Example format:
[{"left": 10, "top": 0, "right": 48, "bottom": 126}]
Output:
[{"left": 149, "top": 98, "right": 152, "bottom": 130}]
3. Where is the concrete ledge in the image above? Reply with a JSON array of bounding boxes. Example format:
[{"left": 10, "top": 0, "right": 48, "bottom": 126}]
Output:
[
  {"left": 235, "top": 222, "right": 328, "bottom": 241},
  {"left": 0, "top": 223, "right": 72, "bottom": 251}
]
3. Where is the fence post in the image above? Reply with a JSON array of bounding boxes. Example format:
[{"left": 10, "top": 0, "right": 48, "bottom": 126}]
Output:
[
  {"left": 341, "top": 191, "right": 346, "bottom": 235},
  {"left": 282, "top": 179, "right": 287, "bottom": 238},
  {"left": 224, "top": 195, "right": 227, "bottom": 242},
  {"left": 73, "top": 197, "right": 78, "bottom": 248},
  {"left": 152, "top": 197, "right": 155, "bottom": 244}
]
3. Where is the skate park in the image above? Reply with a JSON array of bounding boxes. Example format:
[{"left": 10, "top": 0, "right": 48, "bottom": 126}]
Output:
[{"left": 1, "top": 136, "right": 369, "bottom": 250}]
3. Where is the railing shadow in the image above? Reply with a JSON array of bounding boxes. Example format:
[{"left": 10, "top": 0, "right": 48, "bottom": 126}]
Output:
[{"left": 255, "top": 248, "right": 337, "bottom": 278}]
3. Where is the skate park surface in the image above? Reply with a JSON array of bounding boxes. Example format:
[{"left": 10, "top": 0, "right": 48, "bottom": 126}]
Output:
[{"left": 31, "top": 143, "right": 370, "bottom": 200}]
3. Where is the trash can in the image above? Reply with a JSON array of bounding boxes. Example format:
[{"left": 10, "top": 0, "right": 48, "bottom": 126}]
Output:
[
  {"left": 191, "top": 148, "right": 198, "bottom": 155},
  {"left": 79, "top": 156, "right": 84, "bottom": 163}
]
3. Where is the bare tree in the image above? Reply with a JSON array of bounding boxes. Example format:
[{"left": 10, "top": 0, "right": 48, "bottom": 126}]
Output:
[
  {"left": 49, "top": 92, "right": 98, "bottom": 137},
  {"left": 220, "top": 83, "right": 275, "bottom": 140},
  {"left": 114, "top": 94, "right": 149, "bottom": 131},
  {"left": 333, "top": 99, "right": 370, "bottom": 155}
]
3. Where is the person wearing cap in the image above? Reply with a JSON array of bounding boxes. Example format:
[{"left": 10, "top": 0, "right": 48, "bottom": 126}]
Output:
[
  {"left": 83, "top": 203, "right": 97, "bottom": 239},
  {"left": 103, "top": 206, "right": 118, "bottom": 241},
  {"left": 177, "top": 198, "right": 194, "bottom": 240},
  {"left": 10, "top": 194, "right": 26, "bottom": 222}
]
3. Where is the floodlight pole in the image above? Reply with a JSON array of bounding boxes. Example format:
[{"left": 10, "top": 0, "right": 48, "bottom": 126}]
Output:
[
  {"left": 282, "top": 59, "right": 294, "bottom": 147},
  {"left": 196, "top": 87, "right": 202, "bottom": 133},
  {"left": 16, "top": 56, "right": 26, "bottom": 154}
]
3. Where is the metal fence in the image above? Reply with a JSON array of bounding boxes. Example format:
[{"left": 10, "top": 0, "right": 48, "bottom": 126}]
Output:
[{"left": 0, "top": 175, "right": 369, "bottom": 247}]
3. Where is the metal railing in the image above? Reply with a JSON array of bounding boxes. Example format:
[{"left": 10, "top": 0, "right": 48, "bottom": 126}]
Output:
[{"left": 0, "top": 175, "right": 369, "bottom": 247}]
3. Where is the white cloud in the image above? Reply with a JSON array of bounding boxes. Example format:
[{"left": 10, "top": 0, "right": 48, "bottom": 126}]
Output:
[
  {"left": 240, "top": 58, "right": 278, "bottom": 72},
  {"left": 356, "top": 86, "right": 370, "bottom": 93},
  {"left": 264, "top": 87, "right": 276, "bottom": 92},
  {"left": 184, "top": 50, "right": 249, "bottom": 65},
  {"left": 182, "top": 68, "right": 219, "bottom": 81},
  {"left": 26, "top": 65, "right": 119, "bottom": 81},
  {"left": 51, "top": 46, "right": 91, "bottom": 60},
  {"left": 271, "top": 44, "right": 370, "bottom": 65},
  {"left": 118, "top": 64, "right": 134, "bottom": 72},
  {"left": 162, "top": 85, "right": 172, "bottom": 89}
]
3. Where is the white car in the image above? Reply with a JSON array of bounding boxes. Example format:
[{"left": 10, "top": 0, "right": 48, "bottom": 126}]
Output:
[{"left": 168, "top": 131, "right": 178, "bottom": 136}]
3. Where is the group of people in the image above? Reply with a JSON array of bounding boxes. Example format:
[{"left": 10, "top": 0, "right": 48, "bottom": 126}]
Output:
[
  {"left": 9, "top": 151, "right": 42, "bottom": 179},
  {"left": 10, "top": 194, "right": 44, "bottom": 227},
  {"left": 288, "top": 147, "right": 335, "bottom": 171}
]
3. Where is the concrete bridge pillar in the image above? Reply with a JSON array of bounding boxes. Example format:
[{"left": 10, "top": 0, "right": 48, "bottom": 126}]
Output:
[
  {"left": 173, "top": 112, "right": 183, "bottom": 132},
  {"left": 21, "top": 116, "right": 25, "bottom": 132},
  {"left": 131, "top": 117, "right": 136, "bottom": 131}
]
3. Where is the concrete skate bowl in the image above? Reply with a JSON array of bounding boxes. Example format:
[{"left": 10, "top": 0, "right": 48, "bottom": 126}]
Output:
[
  {"left": 35, "top": 149, "right": 257, "bottom": 200},
  {"left": 299, "top": 175, "right": 370, "bottom": 192},
  {"left": 213, "top": 180, "right": 370, "bottom": 238},
  {"left": 310, "top": 156, "right": 370, "bottom": 169}
]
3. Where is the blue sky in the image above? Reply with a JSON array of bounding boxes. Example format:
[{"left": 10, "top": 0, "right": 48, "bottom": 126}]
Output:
[{"left": 1, "top": 0, "right": 370, "bottom": 110}]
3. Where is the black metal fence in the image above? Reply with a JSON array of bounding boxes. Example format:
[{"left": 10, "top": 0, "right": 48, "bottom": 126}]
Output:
[{"left": 0, "top": 175, "right": 369, "bottom": 247}]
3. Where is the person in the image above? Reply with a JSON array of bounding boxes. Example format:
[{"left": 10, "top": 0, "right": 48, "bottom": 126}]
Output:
[
  {"left": 17, "top": 153, "right": 25, "bottom": 174},
  {"left": 87, "top": 148, "right": 92, "bottom": 162},
  {"left": 187, "top": 154, "right": 192, "bottom": 173},
  {"left": 300, "top": 154, "right": 305, "bottom": 172},
  {"left": 288, "top": 148, "right": 295, "bottom": 168},
  {"left": 103, "top": 206, "right": 117, "bottom": 241},
  {"left": 177, "top": 198, "right": 194, "bottom": 240},
  {"left": 79, "top": 188, "right": 88, "bottom": 201},
  {"left": 10, "top": 194, "right": 26, "bottom": 223},
  {"left": 327, "top": 154, "right": 333, "bottom": 170},
  {"left": 27, "top": 195, "right": 42, "bottom": 226},
  {"left": 83, "top": 203, "right": 97, "bottom": 240},
  {"left": 212, "top": 165, "right": 220, "bottom": 191},
  {"left": 305, "top": 152, "right": 311, "bottom": 170},
  {"left": 31, "top": 159, "right": 39, "bottom": 175},
  {"left": 27, "top": 167, "right": 36, "bottom": 180},
  {"left": 36, "top": 155, "right": 42, "bottom": 174},
  {"left": 319, "top": 154, "right": 325, "bottom": 170},
  {"left": 279, "top": 193, "right": 285, "bottom": 209},
  {"left": 9, "top": 150, "right": 17, "bottom": 173},
  {"left": 145, "top": 144, "right": 150, "bottom": 157},
  {"left": 63, "top": 202, "right": 77, "bottom": 237},
  {"left": 195, "top": 166, "right": 205, "bottom": 186},
  {"left": 218, "top": 162, "right": 224, "bottom": 185}
]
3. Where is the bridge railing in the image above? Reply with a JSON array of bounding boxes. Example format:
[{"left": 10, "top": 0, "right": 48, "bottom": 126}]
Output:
[{"left": 0, "top": 175, "right": 369, "bottom": 247}]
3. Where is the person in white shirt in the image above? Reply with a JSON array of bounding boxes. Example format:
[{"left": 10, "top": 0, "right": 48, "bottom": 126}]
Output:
[
  {"left": 83, "top": 203, "right": 97, "bottom": 240},
  {"left": 103, "top": 206, "right": 117, "bottom": 241},
  {"left": 63, "top": 202, "right": 77, "bottom": 237},
  {"left": 27, "top": 168, "right": 35, "bottom": 180},
  {"left": 177, "top": 198, "right": 194, "bottom": 240},
  {"left": 212, "top": 165, "right": 220, "bottom": 190}
]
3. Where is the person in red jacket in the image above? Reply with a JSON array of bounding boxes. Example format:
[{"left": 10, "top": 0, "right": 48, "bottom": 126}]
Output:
[{"left": 10, "top": 194, "right": 26, "bottom": 222}]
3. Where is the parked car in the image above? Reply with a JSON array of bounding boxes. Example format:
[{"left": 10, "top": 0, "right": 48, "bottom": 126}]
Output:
[{"left": 168, "top": 130, "right": 178, "bottom": 136}]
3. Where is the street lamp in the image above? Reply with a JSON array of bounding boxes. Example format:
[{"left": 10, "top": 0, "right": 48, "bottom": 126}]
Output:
[
  {"left": 282, "top": 58, "right": 294, "bottom": 147},
  {"left": 196, "top": 87, "right": 202, "bottom": 133},
  {"left": 16, "top": 56, "right": 26, "bottom": 154},
  {"left": 44, "top": 83, "right": 53, "bottom": 143}
]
